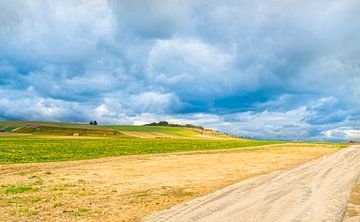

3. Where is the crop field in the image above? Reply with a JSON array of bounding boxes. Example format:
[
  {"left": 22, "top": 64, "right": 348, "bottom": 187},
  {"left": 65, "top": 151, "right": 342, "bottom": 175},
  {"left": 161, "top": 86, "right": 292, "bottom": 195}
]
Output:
[
  {"left": 13, "top": 126, "right": 125, "bottom": 137},
  {"left": 0, "top": 121, "right": 124, "bottom": 137},
  {"left": 0, "top": 121, "right": 105, "bottom": 130},
  {"left": 105, "top": 125, "right": 198, "bottom": 136},
  {"left": 0, "top": 121, "right": 233, "bottom": 139},
  {"left": 0, "top": 137, "right": 282, "bottom": 164},
  {"left": 0, "top": 125, "right": 19, "bottom": 132}
]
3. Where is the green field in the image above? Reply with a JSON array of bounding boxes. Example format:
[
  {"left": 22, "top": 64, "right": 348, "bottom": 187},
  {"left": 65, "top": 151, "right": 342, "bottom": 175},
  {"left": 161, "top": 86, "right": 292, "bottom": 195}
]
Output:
[
  {"left": 0, "top": 121, "right": 345, "bottom": 165},
  {"left": 0, "top": 121, "right": 105, "bottom": 130},
  {"left": 0, "top": 125, "right": 19, "bottom": 132},
  {"left": 13, "top": 126, "right": 125, "bottom": 137},
  {"left": 0, "top": 137, "right": 282, "bottom": 164},
  {"left": 0, "top": 121, "right": 122, "bottom": 137},
  {"left": 0, "top": 121, "right": 218, "bottom": 138},
  {"left": 105, "top": 125, "right": 199, "bottom": 136}
]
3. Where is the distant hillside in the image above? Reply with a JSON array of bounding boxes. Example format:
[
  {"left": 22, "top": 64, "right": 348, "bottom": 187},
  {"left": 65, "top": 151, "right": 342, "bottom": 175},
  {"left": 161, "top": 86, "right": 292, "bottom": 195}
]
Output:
[
  {"left": 144, "top": 121, "right": 204, "bottom": 129},
  {"left": 142, "top": 121, "right": 242, "bottom": 139},
  {"left": 105, "top": 125, "right": 238, "bottom": 139},
  {"left": 0, "top": 121, "right": 124, "bottom": 137},
  {"left": 0, "top": 121, "right": 240, "bottom": 140}
]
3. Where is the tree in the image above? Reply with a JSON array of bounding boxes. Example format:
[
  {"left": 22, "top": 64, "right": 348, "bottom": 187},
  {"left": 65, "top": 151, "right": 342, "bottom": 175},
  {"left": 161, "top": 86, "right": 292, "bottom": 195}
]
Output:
[
  {"left": 89, "top": 120, "right": 98, "bottom": 125},
  {"left": 158, "top": 121, "right": 168, "bottom": 126}
]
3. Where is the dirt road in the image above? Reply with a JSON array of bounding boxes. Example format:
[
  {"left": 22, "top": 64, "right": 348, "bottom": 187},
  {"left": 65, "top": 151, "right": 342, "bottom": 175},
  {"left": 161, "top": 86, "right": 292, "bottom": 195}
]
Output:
[{"left": 145, "top": 145, "right": 360, "bottom": 222}]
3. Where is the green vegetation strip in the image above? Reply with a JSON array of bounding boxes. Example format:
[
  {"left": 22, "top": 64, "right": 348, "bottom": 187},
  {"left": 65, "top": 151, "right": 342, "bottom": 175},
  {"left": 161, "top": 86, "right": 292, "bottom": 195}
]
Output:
[
  {"left": 0, "top": 137, "right": 282, "bottom": 164},
  {"left": 105, "top": 125, "right": 198, "bottom": 136},
  {"left": 3, "top": 185, "right": 33, "bottom": 194},
  {"left": 0, "top": 125, "right": 18, "bottom": 132}
]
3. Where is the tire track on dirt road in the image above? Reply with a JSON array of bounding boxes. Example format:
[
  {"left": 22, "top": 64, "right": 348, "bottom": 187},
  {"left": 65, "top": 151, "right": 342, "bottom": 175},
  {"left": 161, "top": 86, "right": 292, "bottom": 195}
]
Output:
[{"left": 144, "top": 146, "right": 360, "bottom": 222}]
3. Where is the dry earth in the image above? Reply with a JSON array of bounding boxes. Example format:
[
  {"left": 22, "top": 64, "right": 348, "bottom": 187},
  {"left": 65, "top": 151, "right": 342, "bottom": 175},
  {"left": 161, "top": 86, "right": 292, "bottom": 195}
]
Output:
[
  {"left": 119, "top": 131, "right": 231, "bottom": 139},
  {"left": 119, "top": 131, "right": 186, "bottom": 139},
  {"left": 344, "top": 174, "right": 360, "bottom": 222},
  {"left": 145, "top": 145, "right": 360, "bottom": 222},
  {"left": 0, "top": 132, "right": 29, "bottom": 137},
  {"left": 0, "top": 143, "right": 342, "bottom": 221}
]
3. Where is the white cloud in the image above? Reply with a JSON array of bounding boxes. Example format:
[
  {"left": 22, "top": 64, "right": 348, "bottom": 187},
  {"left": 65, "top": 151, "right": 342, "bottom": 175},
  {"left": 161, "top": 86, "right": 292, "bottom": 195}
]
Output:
[
  {"left": 147, "top": 38, "right": 234, "bottom": 97},
  {"left": 322, "top": 128, "right": 360, "bottom": 141},
  {"left": 0, "top": 1, "right": 359, "bottom": 141}
]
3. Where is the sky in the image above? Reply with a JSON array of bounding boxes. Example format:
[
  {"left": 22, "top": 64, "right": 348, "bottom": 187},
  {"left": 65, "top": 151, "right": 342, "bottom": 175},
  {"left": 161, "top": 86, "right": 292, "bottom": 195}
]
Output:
[{"left": 0, "top": 0, "right": 359, "bottom": 141}]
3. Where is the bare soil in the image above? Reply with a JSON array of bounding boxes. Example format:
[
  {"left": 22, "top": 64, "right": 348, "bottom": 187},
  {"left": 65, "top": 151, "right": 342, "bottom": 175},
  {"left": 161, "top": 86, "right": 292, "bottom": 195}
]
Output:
[
  {"left": 344, "top": 173, "right": 360, "bottom": 221},
  {"left": 0, "top": 143, "right": 342, "bottom": 221}
]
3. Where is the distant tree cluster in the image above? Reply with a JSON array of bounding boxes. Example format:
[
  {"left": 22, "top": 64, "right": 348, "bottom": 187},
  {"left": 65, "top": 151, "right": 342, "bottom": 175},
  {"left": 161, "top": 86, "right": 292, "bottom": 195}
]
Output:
[
  {"left": 89, "top": 120, "right": 98, "bottom": 125},
  {"left": 143, "top": 121, "right": 252, "bottom": 138},
  {"left": 144, "top": 121, "right": 204, "bottom": 129},
  {"left": 145, "top": 121, "right": 169, "bottom": 126}
]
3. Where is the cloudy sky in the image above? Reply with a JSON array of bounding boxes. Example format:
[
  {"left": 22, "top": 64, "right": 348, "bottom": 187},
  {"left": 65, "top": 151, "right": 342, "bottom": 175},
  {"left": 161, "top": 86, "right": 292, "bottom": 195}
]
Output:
[{"left": 0, "top": 0, "right": 359, "bottom": 141}]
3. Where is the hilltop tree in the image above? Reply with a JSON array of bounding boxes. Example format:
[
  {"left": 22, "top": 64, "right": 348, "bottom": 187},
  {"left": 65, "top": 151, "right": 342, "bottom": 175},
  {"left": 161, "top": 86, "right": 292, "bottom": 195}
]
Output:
[
  {"left": 158, "top": 121, "right": 168, "bottom": 126},
  {"left": 89, "top": 120, "right": 98, "bottom": 125}
]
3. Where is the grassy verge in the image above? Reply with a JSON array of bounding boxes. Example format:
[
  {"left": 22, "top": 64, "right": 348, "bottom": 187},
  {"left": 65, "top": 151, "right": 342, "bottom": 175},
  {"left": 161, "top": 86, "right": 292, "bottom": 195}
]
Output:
[{"left": 0, "top": 137, "right": 284, "bottom": 164}]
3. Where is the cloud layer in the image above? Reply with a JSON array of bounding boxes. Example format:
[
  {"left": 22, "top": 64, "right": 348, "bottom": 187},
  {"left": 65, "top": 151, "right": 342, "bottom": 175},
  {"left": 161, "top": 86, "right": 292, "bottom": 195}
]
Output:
[{"left": 0, "top": 0, "right": 359, "bottom": 141}]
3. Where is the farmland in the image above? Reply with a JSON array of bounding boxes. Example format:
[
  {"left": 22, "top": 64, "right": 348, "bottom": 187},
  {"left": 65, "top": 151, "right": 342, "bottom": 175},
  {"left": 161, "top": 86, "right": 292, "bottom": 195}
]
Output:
[
  {"left": 0, "top": 143, "right": 346, "bottom": 221},
  {"left": 0, "top": 121, "right": 282, "bottom": 164},
  {"left": 0, "top": 121, "right": 234, "bottom": 139},
  {"left": 105, "top": 125, "right": 199, "bottom": 136},
  {"left": 0, "top": 137, "right": 280, "bottom": 164},
  {"left": 0, "top": 121, "right": 123, "bottom": 137},
  {"left": 0, "top": 121, "right": 351, "bottom": 221}
]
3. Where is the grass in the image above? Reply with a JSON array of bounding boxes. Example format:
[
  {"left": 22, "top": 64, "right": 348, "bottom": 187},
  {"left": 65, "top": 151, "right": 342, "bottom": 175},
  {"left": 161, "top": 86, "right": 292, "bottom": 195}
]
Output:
[
  {"left": 0, "top": 121, "right": 235, "bottom": 139},
  {"left": 0, "top": 121, "right": 104, "bottom": 130},
  {"left": 0, "top": 121, "right": 130, "bottom": 137},
  {"left": 0, "top": 121, "right": 207, "bottom": 138},
  {"left": 17, "top": 207, "right": 38, "bottom": 216},
  {"left": 0, "top": 125, "right": 19, "bottom": 132},
  {"left": 0, "top": 137, "right": 282, "bottom": 164},
  {"left": 12, "top": 126, "right": 125, "bottom": 137},
  {"left": 4, "top": 185, "right": 33, "bottom": 194},
  {"left": 73, "top": 207, "right": 90, "bottom": 217},
  {"left": 105, "top": 125, "right": 199, "bottom": 136}
]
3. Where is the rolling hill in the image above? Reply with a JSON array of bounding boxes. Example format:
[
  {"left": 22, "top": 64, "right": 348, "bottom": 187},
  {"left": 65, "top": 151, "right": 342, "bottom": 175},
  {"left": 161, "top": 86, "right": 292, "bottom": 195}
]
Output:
[{"left": 0, "top": 121, "right": 236, "bottom": 139}]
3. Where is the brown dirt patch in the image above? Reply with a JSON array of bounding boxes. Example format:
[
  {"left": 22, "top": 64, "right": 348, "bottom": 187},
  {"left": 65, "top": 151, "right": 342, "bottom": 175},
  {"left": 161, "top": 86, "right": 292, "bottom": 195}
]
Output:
[
  {"left": 345, "top": 178, "right": 360, "bottom": 221},
  {"left": 0, "top": 132, "right": 30, "bottom": 137}
]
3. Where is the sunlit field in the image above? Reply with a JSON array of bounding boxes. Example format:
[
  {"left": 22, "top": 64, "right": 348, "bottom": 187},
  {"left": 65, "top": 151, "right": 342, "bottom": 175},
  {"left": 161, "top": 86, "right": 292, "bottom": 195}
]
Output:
[
  {"left": 0, "top": 137, "right": 281, "bottom": 164},
  {"left": 0, "top": 143, "right": 345, "bottom": 221}
]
